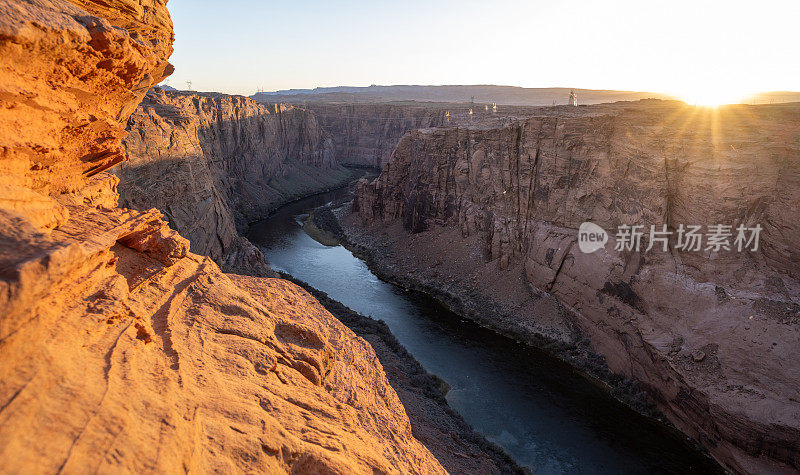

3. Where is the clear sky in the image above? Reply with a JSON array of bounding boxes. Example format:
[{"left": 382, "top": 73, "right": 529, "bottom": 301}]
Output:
[{"left": 166, "top": 0, "right": 799, "bottom": 103}]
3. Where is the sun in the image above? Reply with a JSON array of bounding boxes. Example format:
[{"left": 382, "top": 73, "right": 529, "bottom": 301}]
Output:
[{"left": 679, "top": 87, "right": 750, "bottom": 107}]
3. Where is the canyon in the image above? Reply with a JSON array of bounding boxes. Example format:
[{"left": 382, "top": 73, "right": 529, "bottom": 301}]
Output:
[
  {"left": 119, "top": 88, "right": 352, "bottom": 275},
  {"left": 2, "top": 0, "right": 798, "bottom": 473},
  {"left": 115, "top": 87, "right": 524, "bottom": 472},
  {"left": 348, "top": 100, "right": 800, "bottom": 473},
  {"left": 0, "top": 1, "right": 449, "bottom": 472}
]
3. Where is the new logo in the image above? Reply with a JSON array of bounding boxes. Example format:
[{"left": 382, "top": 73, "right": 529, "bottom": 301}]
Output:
[{"left": 578, "top": 222, "right": 608, "bottom": 253}]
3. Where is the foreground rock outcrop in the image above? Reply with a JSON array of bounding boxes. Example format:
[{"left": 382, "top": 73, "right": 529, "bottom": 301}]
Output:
[
  {"left": 352, "top": 100, "right": 800, "bottom": 473},
  {"left": 119, "top": 89, "right": 353, "bottom": 275},
  {"left": 0, "top": 1, "right": 445, "bottom": 472}
]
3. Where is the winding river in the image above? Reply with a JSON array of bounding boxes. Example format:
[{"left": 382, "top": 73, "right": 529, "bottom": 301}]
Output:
[{"left": 248, "top": 187, "right": 720, "bottom": 474}]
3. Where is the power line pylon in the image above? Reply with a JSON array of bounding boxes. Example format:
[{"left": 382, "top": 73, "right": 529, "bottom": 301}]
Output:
[{"left": 568, "top": 89, "right": 577, "bottom": 106}]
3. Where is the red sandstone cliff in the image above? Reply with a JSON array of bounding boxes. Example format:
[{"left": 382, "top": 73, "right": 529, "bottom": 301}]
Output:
[
  {"left": 0, "top": 1, "right": 444, "bottom": 472},
  {"left": 352, "top": 100, "right": 800, "bottom": 473},
  {"left": 118, "top": 89, "right": 351, "bottom": 275}
]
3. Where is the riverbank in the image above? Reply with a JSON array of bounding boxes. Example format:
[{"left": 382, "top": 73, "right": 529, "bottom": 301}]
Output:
[
  {"left": 315, "top": 203, "right": 723, "bottom": 472},
  {"left": 280, "top": 273, "right": 527, "bottom": 474},
  {"left": 326, "top": 205, "right": 655, "bottom": 414},
  {"left": 242, "top": 168, "right": 364, "bottom": 229}
]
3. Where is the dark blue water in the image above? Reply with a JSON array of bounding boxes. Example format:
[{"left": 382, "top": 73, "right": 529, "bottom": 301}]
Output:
[{"left": 248, "top": 188, "right": 720, "bottom": 474}]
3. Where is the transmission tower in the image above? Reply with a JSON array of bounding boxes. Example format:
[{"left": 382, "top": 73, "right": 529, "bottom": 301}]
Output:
[
  {"left": 568, "top": 89, "right": 577, "bottom": 106},
  {"left": 186, "top": 80, "right": 193, "bottom": 91}
]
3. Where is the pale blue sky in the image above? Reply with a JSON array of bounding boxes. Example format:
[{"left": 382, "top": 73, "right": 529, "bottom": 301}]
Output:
[{"left": 166, "top": 0, "right": 799, "bottom": 99}]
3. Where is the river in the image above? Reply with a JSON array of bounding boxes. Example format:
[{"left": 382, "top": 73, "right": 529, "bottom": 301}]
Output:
[{"left": 247, "top": 187, "right": 721, "bottom": 474}]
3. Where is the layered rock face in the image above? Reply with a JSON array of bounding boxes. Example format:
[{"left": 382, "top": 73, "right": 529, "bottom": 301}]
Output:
[
  {"left": 297, "top": 103, "right": 447, "bottom": 168},
  {"left": 353, "top": 101, "right": 800, "bottom": 473},
  {"left": 0, "top": 1, "right": 444, "bottom": 472},
  {"left": 119, "top": 89, "right": 351, "bottom": 275},
  {"left": 0, "top": 0, "right": 173, "bottom": 203}
]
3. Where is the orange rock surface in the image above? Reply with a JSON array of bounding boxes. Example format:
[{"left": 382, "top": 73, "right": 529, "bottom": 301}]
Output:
[{"left": 0, "top": 1, "right": 444, "bottom": 472}]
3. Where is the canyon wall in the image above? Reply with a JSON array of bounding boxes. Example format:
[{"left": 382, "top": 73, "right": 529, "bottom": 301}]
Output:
[
  {"left": 0, "top": 1, "right": 445, "bottom": 472},
  {"left": 352, "top": 100, "right": 800, "bottom": 473},
  {"left": 119, "top": 89, "right": 352, "bottom": 275},
  {"left": 293, "top": 103, "right": 448, "bottom": 168}
]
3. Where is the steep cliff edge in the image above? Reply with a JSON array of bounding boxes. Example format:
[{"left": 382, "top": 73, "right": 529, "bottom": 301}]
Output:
[
  {"left": 351, "top": 100, "right": 800, "bottom": 473},
  {"left": 119, "top": 89, "right": 353, "bottom": 275},
  {"left": 284, "top": 103, "right": 448, "bottom": 168},
  {"left": 0, "top": 1, "right": 444, "bottom": 472}
]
